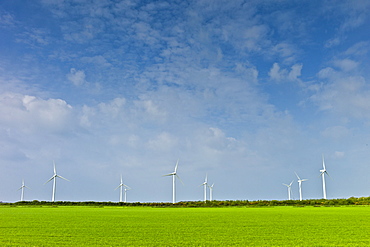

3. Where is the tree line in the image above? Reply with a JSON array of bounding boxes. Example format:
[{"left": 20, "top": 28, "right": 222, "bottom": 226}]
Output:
[{"left": 2, "top": 197, "right": 370, "bottom": 207}]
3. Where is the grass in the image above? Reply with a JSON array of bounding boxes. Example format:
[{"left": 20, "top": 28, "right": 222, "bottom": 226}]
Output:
[{"left": 0, "top": 206, "right": 369, "bottom": 246}]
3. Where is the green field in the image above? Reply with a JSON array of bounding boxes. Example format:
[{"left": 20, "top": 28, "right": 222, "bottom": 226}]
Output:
[{"left": 0, "top": 206, "right": 369, "bottom": 246}]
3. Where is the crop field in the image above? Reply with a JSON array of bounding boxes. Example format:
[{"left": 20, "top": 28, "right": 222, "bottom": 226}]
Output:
[{"left": 0, "top": 206, "right": 369, "bottom": 246}]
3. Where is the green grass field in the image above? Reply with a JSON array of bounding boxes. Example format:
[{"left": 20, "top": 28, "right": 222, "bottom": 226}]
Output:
[{"left": 0, "top": 206, "right": 369, "bottom": 246}]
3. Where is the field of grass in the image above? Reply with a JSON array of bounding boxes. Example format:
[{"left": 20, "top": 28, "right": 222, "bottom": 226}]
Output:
[{"left": 0, "top": 206, "right": 369, "bottom": 246}]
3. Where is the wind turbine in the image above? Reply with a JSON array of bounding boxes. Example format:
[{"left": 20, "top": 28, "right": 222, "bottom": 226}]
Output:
[
  {"left": 208, "top": 183, "right": 214, "bottom": 201},
  {"left": 18, "top": 179, "right": 30, "bottom": 201},
  {"left": 295, "top": 172, "right": 308, "bottom": 201},
  {"left": 115, "top": 174, "right": 131, "bottom": 203},
  {"left": 163, "top": 160, "right": 183, "bottom": 204},
  {"left": 282, "top": 181, "right": 293, "bottom": 200},
  {"left": 200, "top": 174, "right": 208, "bottom": 202},
  {"left": 44, "top": 161, "right": 69, "bottom": 202},
  {"left": 320, "top": 155, "right": 330, "bottom": 199}
]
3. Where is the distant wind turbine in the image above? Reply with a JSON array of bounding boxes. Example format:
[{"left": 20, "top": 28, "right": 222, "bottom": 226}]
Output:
[
  {"left": 44, "top": 161, "right": 69, "bottom": 202},
  {"left": 208, "top": 183, "right": 214, "bottom": 201},
  {"left": 163, "top": 160, "right": 183, "bottom": 204},
  {"left": 320, "top": 155, "right": 330, "bottom": 199},
  {"left": 115, "top": 174, "right": 131, "bottom": 203},
  {"left": 282, "top": 181, "right": 293, "bottom": 200},
  {"left": 295, "top": 172, "right": 308, "bottom": 201},
  {"left": 200, "top": 174, "right": 208, "bottom": 202},
  {"left": 18, "top": 179, "right": 30, "bottom": 201}
]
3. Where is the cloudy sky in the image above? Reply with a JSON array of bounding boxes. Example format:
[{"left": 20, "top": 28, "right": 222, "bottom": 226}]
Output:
[{"left": 1, "top": 0, "right": 370, "bottom": 203}]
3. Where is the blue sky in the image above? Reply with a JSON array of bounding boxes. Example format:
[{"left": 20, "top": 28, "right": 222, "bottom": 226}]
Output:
[{"left": 1, "top": 0, "right": 370, "bottom": 202}]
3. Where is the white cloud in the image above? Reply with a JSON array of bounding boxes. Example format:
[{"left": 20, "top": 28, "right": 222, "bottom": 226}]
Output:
[
  {"left": 0, "top": 93, "right": 74, "bottom": 134},
  {"left": 288, "top": 64, "right": 303, "bottom": 81},
  {"left": 81, "top": 56, "right": 111, "bottom": 67},
  {"left": 202, "top": 127, "right": 238, "bottom": 151},
  {"left": 271, "top": 43, "right": 298, "bottom": 63},
  {"left": 67, "top": 68, "right": 86, "bottom": 86},
  {"left": 147, "top": 132, "right": 178, "bottom": 151},
  {"left": 0, "top": 10, "right": 16, "bottom": 28},
  {"left": 98, "top": 97, "right": 126, "bottom": 118},
  {"left": 79, "top": 105, "right": 94, "bottom": 128},
  {"left": 341, "top": 13, "right": 367, "bottom": 31},
  {"left": 133, "top": 99, "right": 167, "bottom": 123},
  {"left": 334, "top": 151, "right": 345, "bottom": 158},
  {"left": 243, "top": 25, "right": 269, "bottom": 51},
  {"left": 312, "top": 68, "right": 370, "bottom": 119},
  {"left": 321, "top": 126, "right": 351, "bottom": 139},
  {"left": 269, "top": 63, "right": 283, "bottom": 81},
  {"left": 269, "top": 63, "right": 302, "bottom": 82},
  {"left": 16, "top": 28, "right": 50, "bottom": 47},
  {"left": 317, "top": 67, "right": 337, "bottom": 80},
  {"left": 332, "top": 59, "right": 358, "bottom": 72},
  {"left": 325, "top": 37, "right": 341, "bottom": 48},
  {"left": 344, "top": 42, "right": 370, "bottom": 57}
]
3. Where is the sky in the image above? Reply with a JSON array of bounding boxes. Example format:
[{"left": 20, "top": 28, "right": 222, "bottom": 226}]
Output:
[{"left": 1, "top": 0, "right": 370, "bottom": 203}]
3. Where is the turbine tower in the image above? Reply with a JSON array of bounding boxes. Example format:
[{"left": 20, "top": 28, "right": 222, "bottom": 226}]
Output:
[
  {"left": 200, "top": 174, "right": 208, "bottom": 202},
  {"left": 18, "top": 179, "right": 30, "bottom": 201},
  {"left": 208, "top": 183, "right": 214, "bottom": 201},
  {"left": 45, "top": 161, "right": 69, "bottom": 202},
  {"left": 163, "top": 160, "right": 183, "bottom": 204},
  {"left": 282, "top": 181, "right": 293, "bottom": 200},
  {"left": 115, "top": 174, "right": 131, "bottom": 203},
  {"left": 295, "top": 172, "right": 308, "bottom": 201},
  {"left": 123, "top": 185, "right": 131, "bottom": 203},
  {"left": 320, "top": 155, "right": 330, "bottom": 199}
]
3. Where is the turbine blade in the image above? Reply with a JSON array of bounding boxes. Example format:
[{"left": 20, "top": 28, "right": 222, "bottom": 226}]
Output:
[
  {"left": 322, "top": 155, "right": 326, "bottom": 170},
  {"left": 294, "top": 172, "right": 301, "bottom": 180},
  {"left": 325, "top": 171, "right": 332, "bottom": 179},
  {"left": 115, "top": 184, "right": 122, "bottom": 190},
  {"left": 176, "top": 174, "right": 184, "bottom": 185},
  {"left": 162, "top": 173, "right": 174, "bottom": 177},
  {"left": 44, "top": 176, "right": 55, "bottom": 185},
  {"left": 174, "top": 159, "right": 179, "bottom": 173},
  {"left": 53, "top": 161, "right": 57, "bottom": 174},
  {"left": 57, "top": 175, "right": 70, "bottom": 181}
]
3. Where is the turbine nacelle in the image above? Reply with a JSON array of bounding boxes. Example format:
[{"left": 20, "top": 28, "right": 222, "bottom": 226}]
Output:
[{"left": 282, "top": 180, "right": 293, "bottom": 188}]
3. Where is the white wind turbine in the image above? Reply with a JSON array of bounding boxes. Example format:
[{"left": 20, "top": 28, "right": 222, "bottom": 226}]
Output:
[
  {"left": 320, "top": 155, "right": 330, "bottom": 199},
  {"left": 115, "top": 175, "right": 131, "bottom": 203},
  {"left": 44, "top": 161, "right": 69, "bottom": 202},
  {"left": 282, "top": 181, "right": 293, "bottom": 200},
  {"left": 295, "top": 172, "right": 308, "bottom": 201},
  {"left": 163, "top": 160, "right": 183, "bottom": 204},
  {"left": 208, "top": 183, "right": 214, "bottom": 201},
  {"left": 200, "top": 174, "right": 208, "bottom": 202},
  {"left": 18, "top": 179, "right": 30, "bottom": 201}
]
